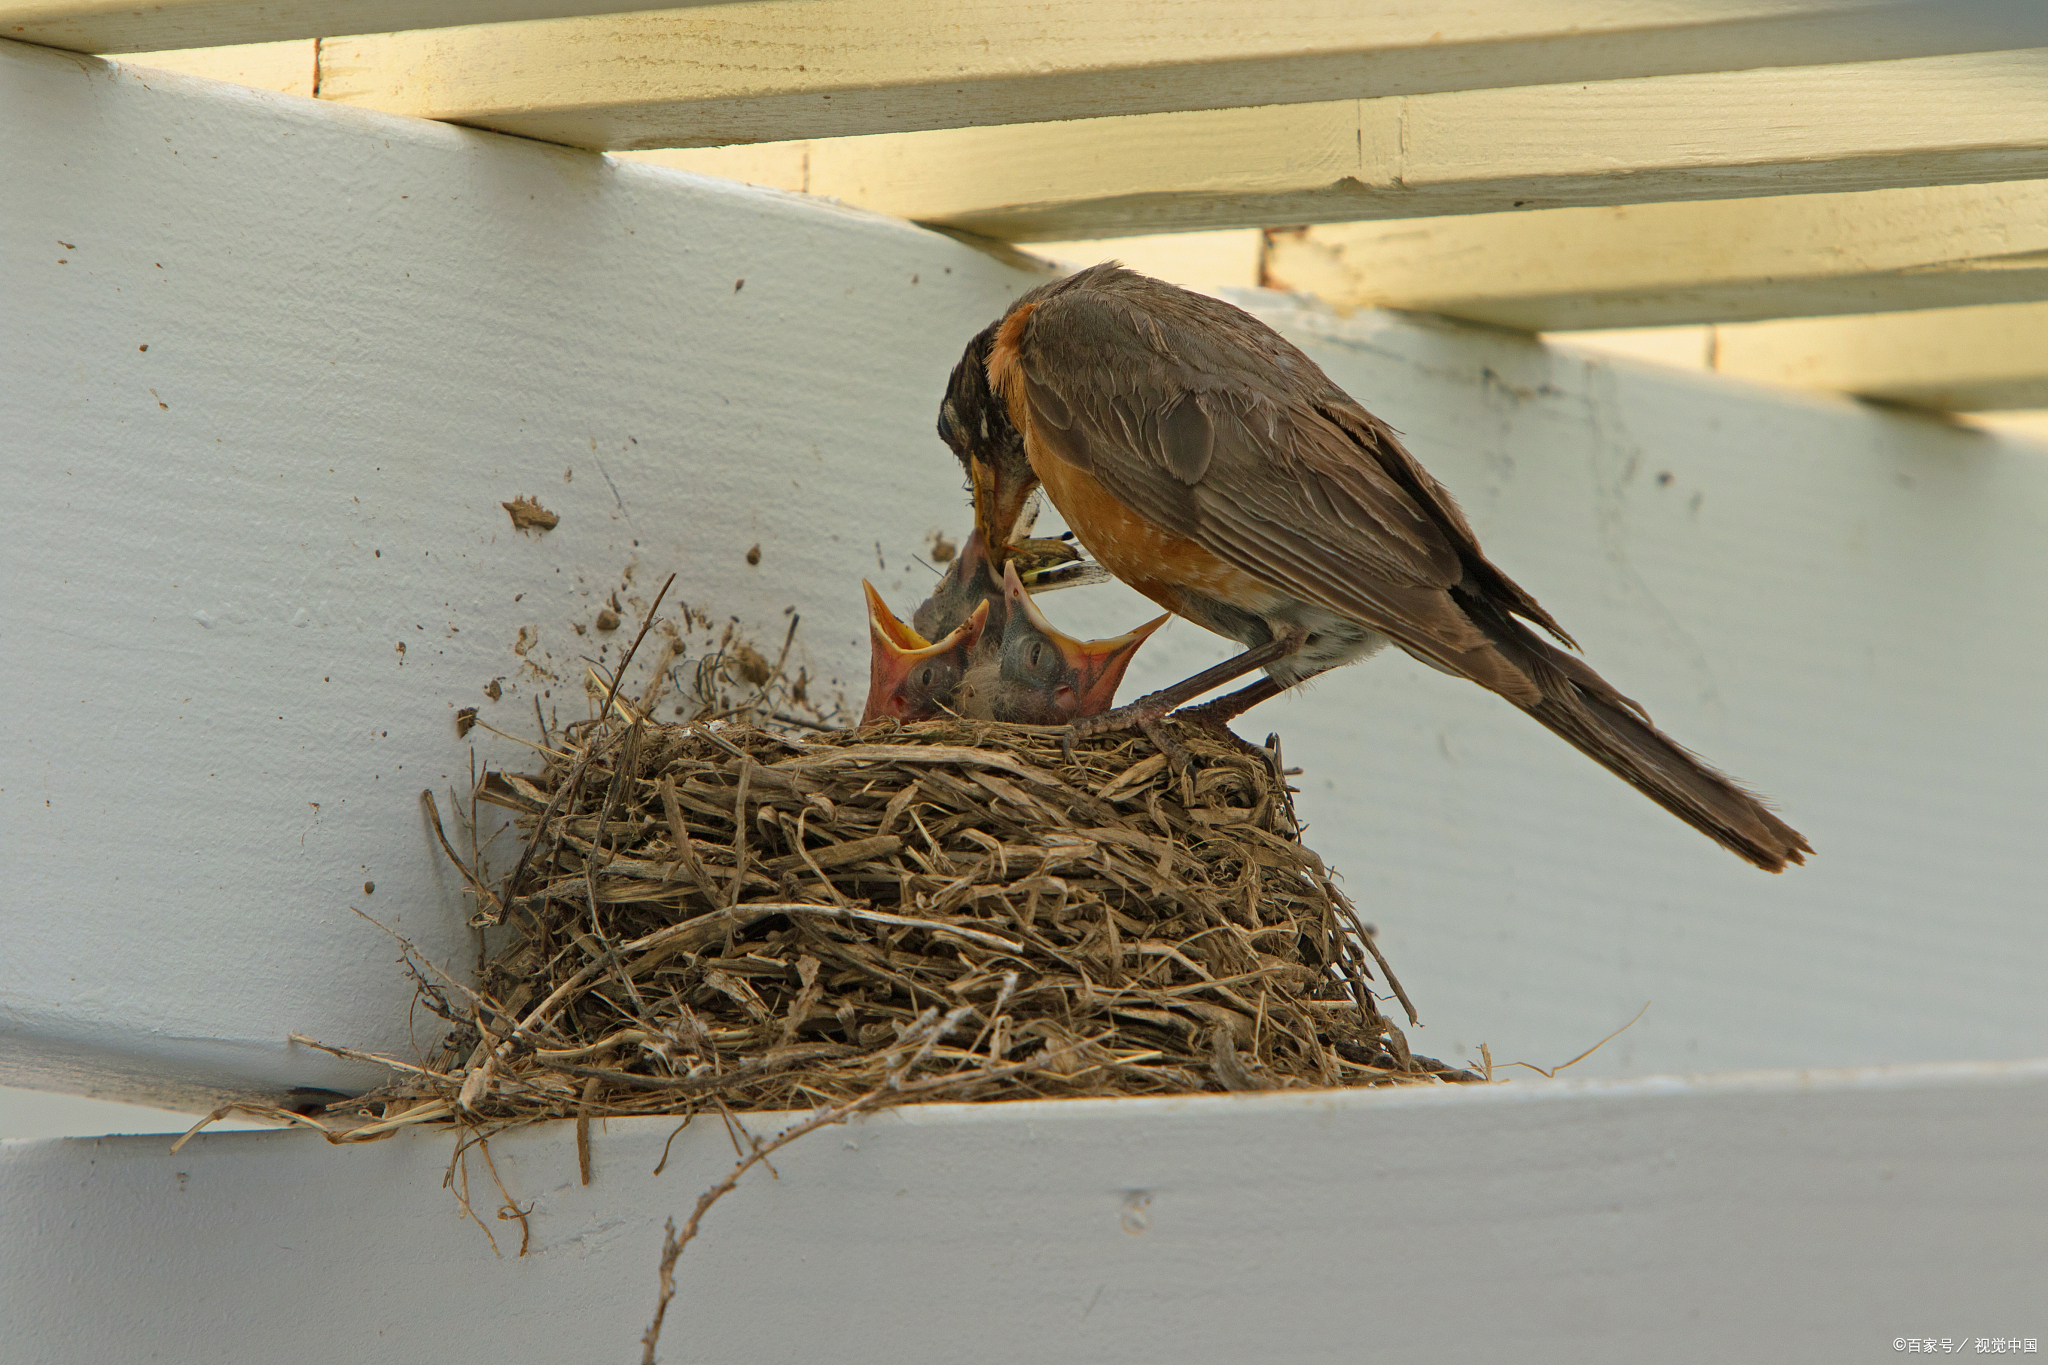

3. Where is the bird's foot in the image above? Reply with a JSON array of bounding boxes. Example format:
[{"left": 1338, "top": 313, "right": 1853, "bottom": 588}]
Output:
[
  {"left": 1158, "top": 680, "right": 1298, "bottom": 775},
  {"left": 1061, "top": 693, "right": 1192, "bottom": 769},
  {"left": 1163, "top": 702, "right": 1287, "bottom": 775}
]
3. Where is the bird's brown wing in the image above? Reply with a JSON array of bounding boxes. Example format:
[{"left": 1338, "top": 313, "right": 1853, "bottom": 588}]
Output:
[
  {"left": 1012, "top": 279, "right": 1548, "bottom": 701},
  {"left": 1307, "top": 396, "right": 1576, "bottom": 649}
]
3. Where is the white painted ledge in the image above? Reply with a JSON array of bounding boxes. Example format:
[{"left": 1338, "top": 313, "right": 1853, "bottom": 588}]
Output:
[
  {"left": 0, "top": 1083, "right": 271, "bottom": 1140},
  {"left": 3, "top": 1060, "right": 2044, "bottom": 1364}
]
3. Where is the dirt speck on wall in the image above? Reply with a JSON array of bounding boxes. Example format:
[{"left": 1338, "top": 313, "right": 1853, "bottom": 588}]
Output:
[{"left": 501, "top": 495, "right": 560, "bottom": 533}]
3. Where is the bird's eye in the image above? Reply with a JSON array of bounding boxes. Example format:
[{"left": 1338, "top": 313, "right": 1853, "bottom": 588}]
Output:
[
  {"left": 1028, "top": 643, "right": 1045, "bottom": 669},
  {"left": 917, "top": 665, "right": 936, "bottom": 688}
]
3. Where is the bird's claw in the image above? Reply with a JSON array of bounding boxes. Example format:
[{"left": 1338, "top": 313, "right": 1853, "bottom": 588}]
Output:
[
  {"left": 1062, "top": 695, "right": 1192, "bottom": 771},
  {"left": 1137, "top": 716, "right": 1194, "bottom": 773}
]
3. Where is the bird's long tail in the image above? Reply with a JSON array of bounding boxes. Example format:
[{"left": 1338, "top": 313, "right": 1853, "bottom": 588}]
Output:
[{"left": 1459, "top": 594, "right": 1812, "bottom": 872}]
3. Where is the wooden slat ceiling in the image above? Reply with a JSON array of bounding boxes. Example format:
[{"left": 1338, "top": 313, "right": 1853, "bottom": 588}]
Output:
[{"left": 21, "top": 0, "right": 2048, "bottom": 413}]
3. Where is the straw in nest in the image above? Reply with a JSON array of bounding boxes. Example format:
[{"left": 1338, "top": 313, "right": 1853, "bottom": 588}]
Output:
[{"left": 310, "top": 699, "right": 1471, "bottom": 1140}]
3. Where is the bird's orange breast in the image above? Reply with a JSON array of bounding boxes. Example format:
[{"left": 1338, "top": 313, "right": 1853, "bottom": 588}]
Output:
[
  {"left": 992, "top": 301, "right": 1281, "bottom": 624},
  {"left": 1024, "top": 430, "right": 1279, "bottom": 622}
]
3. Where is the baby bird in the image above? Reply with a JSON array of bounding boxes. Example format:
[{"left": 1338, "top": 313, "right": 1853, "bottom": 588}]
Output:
[
  {"left": 862, "top": 559, "right": 1163, "bottom": 726},
  {"left": 953, "top": 562, "right": 1167, "bottom": 725},
  {"left": 912, "top": 507, "right": 1102, "bottom": 646},
  {"left": 859, "top": 581, "right": 988, "bottom": 724}
]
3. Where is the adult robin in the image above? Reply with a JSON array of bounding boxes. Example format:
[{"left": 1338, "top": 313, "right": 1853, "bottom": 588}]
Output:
[{"left": 935, "top": 263, "right": 1811, "bottom": 872}]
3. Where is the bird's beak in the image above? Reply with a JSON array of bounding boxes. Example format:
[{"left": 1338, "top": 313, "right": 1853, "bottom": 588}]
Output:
[
  {"left": 969, "top": 455, "right": 1035, "bottom": 573},
  {"left": 865, "top": 579, "right": 929, "bottom": 652},
  {"left": 1000, "top": 562, "right": 1168, "bottom": 717},
  {"left": 953, "top": 524, "right": 994, "bottom": 590},
  {"left": 861, "top": 581, "right": 989, "bottom": 724}
]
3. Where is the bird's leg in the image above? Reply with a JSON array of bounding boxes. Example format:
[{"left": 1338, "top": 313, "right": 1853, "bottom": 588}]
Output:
[
  {"left": 1171, "top": 676, "right": 1286, "bottom": 728},
  {"left": 1063, "top": 628, "right": 1305, "bottom": 764}
]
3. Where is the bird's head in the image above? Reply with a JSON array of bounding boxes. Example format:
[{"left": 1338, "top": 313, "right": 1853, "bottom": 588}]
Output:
[
  {"left": 938, "top": 323, "right": 1037, "bottom": 573},
  {"left": 912, "top": 525, "right": 1005, "bottom": 645},
  {"left": 860, "top": 580, "right": 990, "bottom": 725},
  {"left": 984, "top": 561, "right": 1167, "bottom": 724}
]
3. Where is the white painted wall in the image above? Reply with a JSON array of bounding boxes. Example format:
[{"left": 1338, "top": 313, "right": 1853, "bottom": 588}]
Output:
[
  {"left": 4, "top": 38, "right": 2045, "bottom": 1125},
  {"left": 4, "top": 1064, "right": 2043, "bottom": 1363}
]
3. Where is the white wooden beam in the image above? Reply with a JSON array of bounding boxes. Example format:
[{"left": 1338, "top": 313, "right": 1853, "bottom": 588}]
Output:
[
  {"left": 121, "top": 37, "right": 316, "bottom": 97},
  {"left": 1262, "top": 181, "right": 2048, "bottom": 331},
  {"left": 1545, "top": 304, "right": 2048, "bottom": 412},
  {"left": 1543, "top": 326, "right": 1718, "bottom": 374},
  {"left": 1713, "top": 302, "right": 2048, "bottom": 409},
  {"left": 1027, "top": 230, "right": 1266, "bottom": 296},
  {"left": 616, "top": 48, "right": 2048, "bottom": 237},
  {"left": 2, "top": 0, "right": 741, "bottom": 55},
  {"left": 312, "top": 0, "right": 2048, "bottom": 151}
]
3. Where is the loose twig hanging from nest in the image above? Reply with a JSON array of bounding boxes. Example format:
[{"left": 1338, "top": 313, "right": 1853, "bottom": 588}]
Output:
[{"left": 638, "top": 1003, "right": 1054, "bottom": 1364}]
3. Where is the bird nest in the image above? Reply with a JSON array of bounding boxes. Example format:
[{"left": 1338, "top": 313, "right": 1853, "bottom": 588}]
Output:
[{"left": 291, "top": 703, "right": 1471, "bottom": 1145}]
